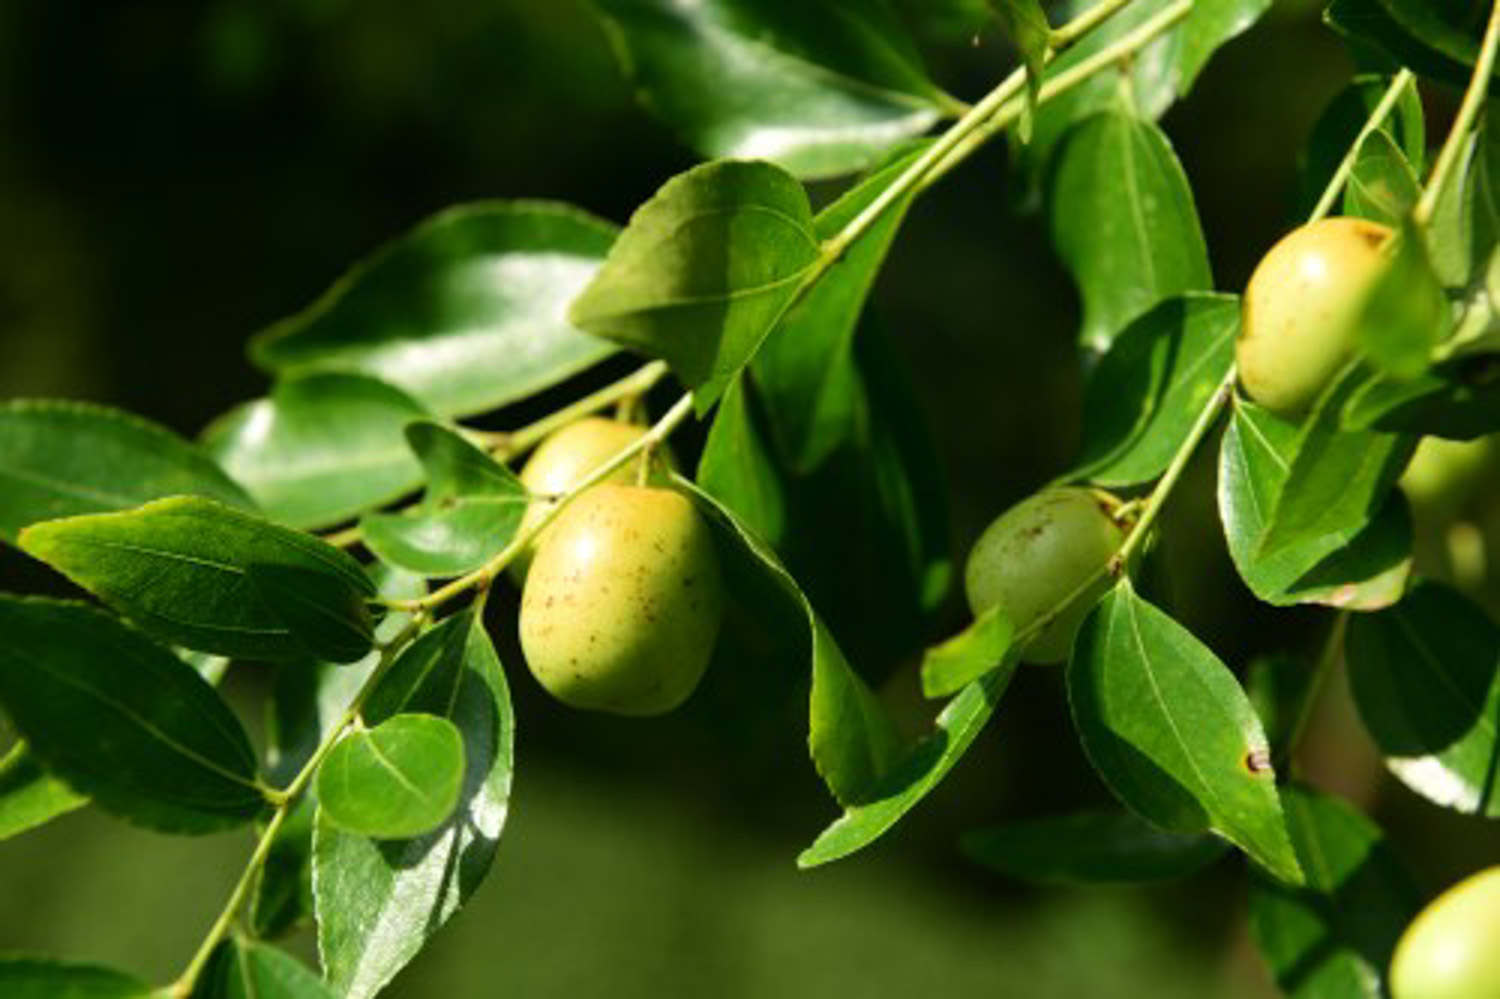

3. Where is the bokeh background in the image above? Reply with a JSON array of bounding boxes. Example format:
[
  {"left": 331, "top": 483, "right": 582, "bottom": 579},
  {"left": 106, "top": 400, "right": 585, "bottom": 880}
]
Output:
[{"left": 2, "top": 0, "right": 1499, "bottom": 995}]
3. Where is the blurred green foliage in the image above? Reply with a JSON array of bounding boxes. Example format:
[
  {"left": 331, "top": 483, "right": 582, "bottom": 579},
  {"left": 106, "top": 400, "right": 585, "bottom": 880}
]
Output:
[{"left": 1, "top": 0, "right": 1497, "bottom": 995}]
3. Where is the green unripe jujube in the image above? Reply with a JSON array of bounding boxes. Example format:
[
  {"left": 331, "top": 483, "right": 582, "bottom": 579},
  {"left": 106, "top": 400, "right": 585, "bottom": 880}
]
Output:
[
  {"left": 1239, "top": 216, "right": 1392, "bottom": 416},
  {"left": 519, "top": 484, "right": 725, "bottom": 715},
  {"left": 964, "top": 487, "right": 1124, "bottom": 664},
  {"left": 510, "top": 417, "right": 651, "bottom": 580},
  {"left": 1389, "top": 866, "right": 1500, "bottom": 999}
]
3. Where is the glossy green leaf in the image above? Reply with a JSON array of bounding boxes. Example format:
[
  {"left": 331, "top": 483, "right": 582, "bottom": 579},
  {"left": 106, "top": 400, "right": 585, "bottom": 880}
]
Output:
[
  {"left": 0, "top": 743, "right": 86, "bottom": 841},
  {"left": 920, "top": 607, "right": 1013, "bottom": 699},
  {"left": 0, "top": 596, "right": 264, "bottom": 833},
  {"left": 1257, "top": 373, "right": 1416, "bottom": 564},
  {"left": 1374, "top": 0, "right": 1497, "bottom": 77},
  {"left": 317, "top": 714, "right": 465, "bottom": 839},
  {"left": 799, "top": 661, "right": 1019, "bottom": 867},
  {"left": 570, "top": 160, "right": 821, "bottom": 413},
  {"left": 1356, "top": 217, "right": 1450, "bottom": 379},
  {"left": 250, "top": 202, "right": 618, "bottom": 417},
  {"left": 0, "top": 957, "right": 152, "bottom": 999},
  {"left": 192, "top": 938, "right": 334, "bottom": 999},
  {"left": 994, "top": 0, "right": 1050, "bottom": 140},
  {"left": 893, "top": 0, "right": 994, "bottom": 43},
  {"left": 1068, "top": 580, "right": 1303, "bottom": 885},
  {"left": 1344, "top": 130, "right": 1421, "bottom": 227},
  {"left": 315, "top": 610, "right": 513, "bottom": 999},
  {"left": 1343, "top": 358, "right": 1500, "bottom": 440},
  {"left": 1346, "top": 582, "right": 1500, "bottom": 816},
  {"left": 0, "top": 399, "right": 255, "bottom": 544},
  {"left": 202, "top": 372, "right": 430, "bottom": 530},
  {"left": 1302, "top": 74, "right": 1426, "bottom": 217},
  {"left": 751, "top": 145, "right": 924, "bottom": 471},
  {"left": 590, "top": 0, "right": 950, "bottom": 178},
  {"left": 696, "top": 376, "right": 788, "bottom": 547},
  {"left": 961, "top": 810, "right": 1227, "bottom": 884},
  {"left": 1219, "top": 399, "right": 1413, "bottom": 609},
  {"left": 1047, "top": 109, "right": 1212, "bottom": 351},
  {"left": 1072, "top": 293, "right": 1238, "bottom": 487},
  {"left": 361, "top": 422, "right": 528, "bottom": 577},
  {"left": 676, "top": 476, "right": 900, "bottom": 804},
  {"left": 1248, "top": 785, "right": 1419, "bottom": 999},
  {"left": 20, "top": 496, "right": 375, "bottom": 662},
  {"left": 1429, "top": 111, "right": 1499, "bottom": 287}
]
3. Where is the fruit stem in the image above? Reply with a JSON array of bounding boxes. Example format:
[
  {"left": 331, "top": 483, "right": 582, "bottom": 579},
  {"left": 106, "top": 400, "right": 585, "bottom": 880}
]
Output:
[
  {"left": 917, "top": 0, "right": 1192, "bottom": 192},
  {"left": 386, "top": 392, "right": 697, "bottom": 613},
  {"left": 1308, "top": 69, "right": 1416, "bottom": 224},
  {"left": 1414, "top": 0, "right": 1500, "bottom": 227},
  {"left": 1113, "top": 367, "right": 1236, "bottom": 571},
  {"left": 166, "top": 611, "right": 428, "bottom": 998}
]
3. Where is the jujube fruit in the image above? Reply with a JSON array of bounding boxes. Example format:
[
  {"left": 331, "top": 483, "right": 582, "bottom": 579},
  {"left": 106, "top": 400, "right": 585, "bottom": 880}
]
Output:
[
  {"left": 1239, "top": 216, "right": 1392, "bottom": 415},
  {"left": 964, "top": 486, "right": 1124, "bottom": 664},
  {"left": 510, "top": 417, "right": 651, "bottom": 580},
  {"left": 518, "top": 483, "right": 725, "bottom": 715},
  {"left": 1389, "top": 866, "right": 1500, "bottom": 999}
]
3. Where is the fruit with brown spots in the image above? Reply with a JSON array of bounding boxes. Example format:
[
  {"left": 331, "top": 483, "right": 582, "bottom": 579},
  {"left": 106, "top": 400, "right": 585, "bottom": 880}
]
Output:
[
  {"left": 964, "top": 487, "right": 1124, "bottom": 664},
  {"left": 518, "top": 484, "right": 725, "bottom": 715},
  {"left": 1238, "top": 216, "right": 1392, "bottom": 415},
  {"left": 511, "top": 417, "right": 652, "bottom": 580}
]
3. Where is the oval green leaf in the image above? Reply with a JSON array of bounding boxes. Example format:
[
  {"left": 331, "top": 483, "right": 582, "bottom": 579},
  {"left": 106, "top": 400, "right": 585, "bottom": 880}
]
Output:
[
  {"left": 1344, "top": 130, "right": 1422, "bottom": 227},
  {"left": 361, "top": 422, "right": 528, "bottom": 577},
  {"left": 19, "top": 495, "right": 375, "bottom": 662},
  {"left": 0, "top": 596, "right": 264, "bottom": 833},
  {"left": 249, "top": 202, "right": 618, "bottom": 417},
  {"left": 960, "top": 810, "right": 1227, "bottom": 884},
  {"left": 314, "top": 610, "right": 513, "bottom": 999},
  {"left": 920, "top": 607, "right": 1014, "bottom": 700},
  {"left": 0, "top": 957, "right": 153, "bottom": 999},
  {"left": 1346, "top": 582, "right": 1500, "bottom": 816},
  {"left": 1046, "top": 108, "right": 1213, "bottom": 351},
  {"left": 568, "top": 159, "right": 821, "bottom": 413},
  {"left": 191, "top": 938, "right": 334, "bottom": 999},
  {"left": 1302, "top": 74, "right": 1426, "bottom": 216},
  {"left": 1072, "top": 293, "right": 1238, "bottom": 486},
  {"left": 0, "top": 399, "right": 255, "bottom": 544},
  {"left": 202, "top": 372, "right": 430, "bottom": 530},
  {"left": 1219, "top": 398, "right": 1413, "bottom": 609},
  {"left": 591, "top": 0, "right": 950, "bottom": 178},
  {"left": 317, "top": 714, "right": 465, "bottom": 840},
  {"left": 1068, "top": 580, "right": 1303, "bottom": 885},
  {"left": 1248, "top": 784, "right": 1420, "bottom": 999}
]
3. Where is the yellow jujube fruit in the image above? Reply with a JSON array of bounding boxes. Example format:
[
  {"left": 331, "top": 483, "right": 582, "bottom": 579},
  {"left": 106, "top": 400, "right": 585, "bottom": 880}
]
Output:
[
  {"left": 1390, "top": 866, "right": 1500, "bottom": 999},
  {"left": 518, "top": 484, "right": 725, "bottom": 716},
  {"left": 1239, "top": 216, "right": 1393, "bottom": 416}
]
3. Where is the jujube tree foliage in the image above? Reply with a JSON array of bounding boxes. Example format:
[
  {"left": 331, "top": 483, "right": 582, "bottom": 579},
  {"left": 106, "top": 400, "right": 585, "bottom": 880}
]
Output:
[{"left": 3, "top": 0, "right": 1500, "bottom": 996}]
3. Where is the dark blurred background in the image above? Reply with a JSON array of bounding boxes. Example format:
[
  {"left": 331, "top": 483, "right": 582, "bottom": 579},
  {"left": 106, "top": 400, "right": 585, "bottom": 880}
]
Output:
[{"left": 2, "top": 0, "right": 1498, "bottom": 995}]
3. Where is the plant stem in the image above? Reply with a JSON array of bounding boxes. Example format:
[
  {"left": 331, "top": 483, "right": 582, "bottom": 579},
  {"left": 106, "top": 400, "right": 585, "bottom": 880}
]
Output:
[
  {"left": 1414, "top": 0, "right": 1500, "bottom": 226},
  {"left": 821, "top": 0, "right": 1155, "bottom": 263},
  {"left": 1308, "top": 69, "right": 1416, "bottom": 224},
  {"left": 1278, "top": 611, "right": 1349, "bottom": 774},
  {"left": 167, "top": 613, "right": 427, "bottom": 998},
  {"left": 493, "top": 359, "right": 670, "bottom": 458},
  {"left": 919, "top": 0, "right": 1193, "bottom": 192},
  {"left": 386, "top": 391, "right": 696, "bottom": 613},
  {"left": 1113, "top": 368, "right": 1237, "bottom": 570}
]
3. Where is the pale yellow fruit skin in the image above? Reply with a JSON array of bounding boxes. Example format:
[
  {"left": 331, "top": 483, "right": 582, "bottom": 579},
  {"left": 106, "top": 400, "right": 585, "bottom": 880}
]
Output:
[
  {"left": 964, "top": 487, "right": 1124, "bottom": 664},
  {"left": 1239, "top": 217, "right": 1392, "bottom": 416},
  {"left": 519, "top": 484, "right": 725, "bottom": 715},
  {"left": 1401, "top": 436, "right": 1496, "bottom": 521},
  {"left": 1390, "top": 866, "right": 1500, "bottom": 999},
  {"left": 510, "top": 418, "right": 649, "bottom": 581}
]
